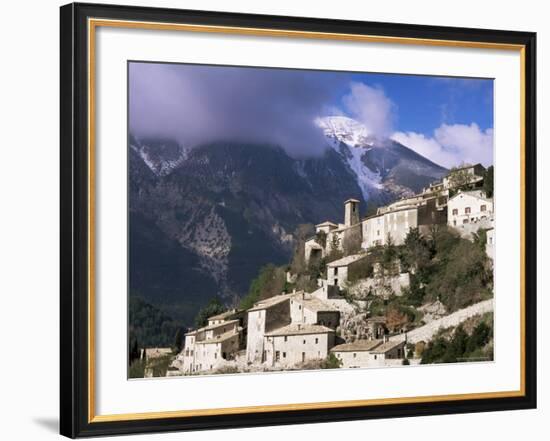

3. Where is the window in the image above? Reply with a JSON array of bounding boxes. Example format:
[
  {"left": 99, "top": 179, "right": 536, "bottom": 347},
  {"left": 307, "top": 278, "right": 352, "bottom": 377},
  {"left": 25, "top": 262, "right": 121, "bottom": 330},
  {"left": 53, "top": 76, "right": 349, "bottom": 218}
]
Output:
[
  {"left": 481, "top": 204, "right": 487, "bottom": 212},
  {"left": 463, "top": 219, "right": 469, "bottom": 224},
  {"left": 302, "top": 352, "right": 306, "bottom": 362},
  {"left": 374, "top": 355, "right": 377, "bottom": 360},
  {"left": 315, "top": 338, "right": 319, "bottom": 344},
  {"left": 453, "top": 220, "right": 457, "bottom": 226},
  {"left": 353, "top": 353, "right": 357, "bottom": 358},
  {"left": 283, "top": 352, "right": 286, "bottom": 358},
  {"left": 452, "top": 208, "right": 458, "bottom": 215},
  {"left": 298, "top": 305, "right": 302, "bottom": 310},
  {"left": 465, "top": 207, "right": 471, "bottom": 214},
  {"left": 334, "top": 278, "right": 338, "bottom": 285},
  {"left": 377, "top": 230, "right": 380, "bottom": 236},
  {"left": 275, "top": 351, "right": 280, "bottom": 361},
  {"left": 284, "top": 336, "right": 288, "bottom": 342},
  {"left": 214, "top": 353, "right": 217, "bottom": 359},
  {"left": 334, "top": 267, "right": 338, "bottom": 275},
  {"left": 303, "top": 339, "right": 306, "bottom": 344}
]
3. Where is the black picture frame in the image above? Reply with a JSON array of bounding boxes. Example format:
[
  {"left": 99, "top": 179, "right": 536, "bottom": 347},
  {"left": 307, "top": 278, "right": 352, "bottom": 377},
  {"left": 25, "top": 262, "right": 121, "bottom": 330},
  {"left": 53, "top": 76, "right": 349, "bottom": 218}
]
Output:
[{"left": 60, "top": 2, "right": 537, "bottom": 438}]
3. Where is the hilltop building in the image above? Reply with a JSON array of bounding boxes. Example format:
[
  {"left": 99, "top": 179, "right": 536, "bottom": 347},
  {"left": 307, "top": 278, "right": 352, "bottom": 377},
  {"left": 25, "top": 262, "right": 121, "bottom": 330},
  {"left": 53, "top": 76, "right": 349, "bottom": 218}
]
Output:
[
  {"left": 326, "top": 254, "right": 369, "bottom": 288},
  {"left": 181, "top": 318, "right": 243, "bottom": 374},
  {"left": 330, "top": 338, "right": 406, "bottom": 369},
  {"left": 447, "top": 190, "right": 493, "bottom": 227},
  {"left": 177, "top": 163, "right": 494, "bottom": 376},
  {"left": 264, "top": 323, "right": 335, "bottom": 367},
  {"left": 304, "top": 164, "right": 491, "bottom": 263}
]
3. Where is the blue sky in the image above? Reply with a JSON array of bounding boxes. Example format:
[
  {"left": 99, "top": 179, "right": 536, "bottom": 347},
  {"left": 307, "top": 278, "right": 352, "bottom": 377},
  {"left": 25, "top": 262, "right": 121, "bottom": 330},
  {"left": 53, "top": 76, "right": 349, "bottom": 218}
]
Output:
[
  {"left": 343, "top": 73, "right": 493, "bottom": 135},
  {"left": 129, "top": 62, "right": 494, "bottom": 168}
]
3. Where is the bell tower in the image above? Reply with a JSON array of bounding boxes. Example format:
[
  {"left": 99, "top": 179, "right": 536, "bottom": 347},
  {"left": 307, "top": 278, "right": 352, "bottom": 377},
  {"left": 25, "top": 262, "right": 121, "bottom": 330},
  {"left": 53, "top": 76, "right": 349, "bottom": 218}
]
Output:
[{"left": 344, "top": 199, "right": 360, "bottom": 227}]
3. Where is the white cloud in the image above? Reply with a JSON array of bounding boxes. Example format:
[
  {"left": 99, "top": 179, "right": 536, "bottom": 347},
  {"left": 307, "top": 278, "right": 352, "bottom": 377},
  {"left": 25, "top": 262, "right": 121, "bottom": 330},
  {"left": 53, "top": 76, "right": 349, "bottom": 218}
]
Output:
[
  {"left": 391, "top": 123, "right": 494, "bottom": 169},
  {"left": 342, "top": 82, "right": 396, "bottom": 137}
]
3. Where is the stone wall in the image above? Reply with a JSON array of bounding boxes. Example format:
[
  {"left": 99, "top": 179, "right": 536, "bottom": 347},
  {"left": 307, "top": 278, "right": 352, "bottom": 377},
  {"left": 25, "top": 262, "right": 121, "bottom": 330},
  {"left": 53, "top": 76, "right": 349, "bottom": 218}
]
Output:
[{"left": 390, "top": 299, "right": 494, "bottom": 344}]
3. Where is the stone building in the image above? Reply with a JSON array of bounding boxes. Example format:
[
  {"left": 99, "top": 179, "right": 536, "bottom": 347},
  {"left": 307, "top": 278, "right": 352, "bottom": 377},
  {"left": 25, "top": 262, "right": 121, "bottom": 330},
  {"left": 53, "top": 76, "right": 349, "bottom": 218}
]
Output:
[
  {"left": 305, "top": 200, "right": 363, "bottom": 263},
  {"left": 290, "top": 291, "right": 340, "bottom": 329},
  {"left": 181, "top": 318, "right": 243, "bottom": 374},
  {"left": 330, "top": 339, "right": 383, "bottom": 368},
  {"left": 263, "top": 323, "right": 336, "bottom": 367},
  {"left": 245, "top": 293, "right": 293, "bottom": 363},
  {"left": 326, "top": 253, "right": 369, "bottom": 288},
  {"left": 447, "top": 190, "right": 493, "bottom": 228},
  {"left": 442, "top": 163, "right": 485, "bottom": 190},
  {"left": 330, "top": 338, "right": 406, "bottom": 368},
  {"left": 362, "top": 197, "right": 446, "bottom": 249}
]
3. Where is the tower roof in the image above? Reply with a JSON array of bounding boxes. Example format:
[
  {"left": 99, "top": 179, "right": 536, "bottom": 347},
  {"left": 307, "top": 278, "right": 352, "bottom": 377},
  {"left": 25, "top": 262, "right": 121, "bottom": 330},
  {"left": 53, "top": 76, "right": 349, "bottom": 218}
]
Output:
[{"left": 344, "top": 198, "right": 360, "bottom": 204}]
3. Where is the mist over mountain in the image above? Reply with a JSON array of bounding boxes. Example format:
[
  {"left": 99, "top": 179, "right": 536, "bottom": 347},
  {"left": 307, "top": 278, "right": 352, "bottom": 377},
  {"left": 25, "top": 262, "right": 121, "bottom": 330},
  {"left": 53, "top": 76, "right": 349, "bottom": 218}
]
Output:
[{"left": 129, "top": 116, "right": 447, "bottom": 325}]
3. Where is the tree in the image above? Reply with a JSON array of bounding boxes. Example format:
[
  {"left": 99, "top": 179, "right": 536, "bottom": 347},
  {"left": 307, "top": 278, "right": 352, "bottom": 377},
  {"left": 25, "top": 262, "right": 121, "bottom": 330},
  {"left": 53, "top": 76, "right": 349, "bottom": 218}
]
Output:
[
  {"left": 447, "top": 165, "right": 474, "bottom": 192},
  {"left": 289, "top": 223, "right": 315, "bottom": 276},
  {"left": 239, "top": 264, "right": 286, "bottom": 310},
  {"left": 173, "top": 328, "right": 184, "bottom": 353},
  {"left": 325, "top": 233, "right": 343, "bottom": 263},
  {"left": 483, "top": 165, "right": 494, "bottom": 198},
  {"left": 194, "top": 297, "right": 226, "bottom": 328},
  {"left": 401, "top": 228, "right": 431, "bottom": 275},
  {"left": 321, "top": 353, "right": 342, "bottom": 369}
]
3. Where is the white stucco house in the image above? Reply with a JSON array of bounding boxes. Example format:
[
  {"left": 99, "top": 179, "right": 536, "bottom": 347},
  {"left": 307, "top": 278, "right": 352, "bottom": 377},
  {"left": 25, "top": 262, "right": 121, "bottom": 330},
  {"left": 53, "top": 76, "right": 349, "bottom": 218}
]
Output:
[
  {"left": 447, "top": 190, "right": 493, "bottom": 228},
  {"left": 330, "top": 338, "right": 406, "bottom": 368},
  {"left": 181, "top": 318, "right": 242, "bottom": 374},
  {"left": 263, "top": 323, "right": 335, "bottom": 367},
  {"left": 290, "top": 291, "right": 340, "bottom": 329},
  {"left": 245, "top": 293, "right": 293, "bottom": 364},
  {"left": 326, "top": 253, "right": 369, "bottom": 288}
]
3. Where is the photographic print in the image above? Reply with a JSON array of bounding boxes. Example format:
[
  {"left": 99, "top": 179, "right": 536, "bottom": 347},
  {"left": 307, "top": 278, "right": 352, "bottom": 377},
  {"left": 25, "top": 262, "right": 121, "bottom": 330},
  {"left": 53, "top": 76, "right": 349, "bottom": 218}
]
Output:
[{"left": 128, "top": 62, "right": 496, "bottom": 378}]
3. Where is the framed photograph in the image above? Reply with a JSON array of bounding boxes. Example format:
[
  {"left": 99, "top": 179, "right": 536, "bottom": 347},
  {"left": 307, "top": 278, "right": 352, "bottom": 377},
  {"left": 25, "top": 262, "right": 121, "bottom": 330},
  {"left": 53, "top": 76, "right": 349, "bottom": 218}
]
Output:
[{"left": 60, "top": 2, "right": 537, "bottom": 438}]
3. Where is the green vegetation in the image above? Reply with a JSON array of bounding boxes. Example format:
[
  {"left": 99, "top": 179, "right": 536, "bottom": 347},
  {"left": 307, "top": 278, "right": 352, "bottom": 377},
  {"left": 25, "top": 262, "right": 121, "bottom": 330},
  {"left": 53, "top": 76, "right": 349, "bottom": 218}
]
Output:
[
  {"left": 195, "top": 297, "right": 227, "bottom": 328},
  {"left": 395, "top": 227, "right": 493, "bottom": 313},
  {"left": 147, "top": 354, "right": 174, "bottom": 377},
  {"left": 129, "top": 295, "right": 186, "bottom": 352},
  {"left": 129, "top": 358, "right": 146, "bottom": 379},
  {"left": 240, "top": 264, "right": 286, "bottom": 310},
  {"left": 421, "top": 317, "right": 493, "bottom": 364},
  {"left": 321, "top": 353, "right": 343, "bottom": 369},
  {"left": 483, "top": 165, "right": 494, "bottom": 198}
]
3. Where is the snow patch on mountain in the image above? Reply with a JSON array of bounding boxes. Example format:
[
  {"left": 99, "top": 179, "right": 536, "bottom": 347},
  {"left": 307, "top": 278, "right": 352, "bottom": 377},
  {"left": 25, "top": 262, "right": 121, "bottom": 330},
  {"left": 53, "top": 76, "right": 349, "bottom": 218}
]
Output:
[
  {"left": 316, "top": 116, "right": 372, "bottom": 147},
  {"left": 130, "top": 141, "right": 189, "bottom": 177},
  {"left": 317, "top": 116, "right": 383, "bottom": 201}
]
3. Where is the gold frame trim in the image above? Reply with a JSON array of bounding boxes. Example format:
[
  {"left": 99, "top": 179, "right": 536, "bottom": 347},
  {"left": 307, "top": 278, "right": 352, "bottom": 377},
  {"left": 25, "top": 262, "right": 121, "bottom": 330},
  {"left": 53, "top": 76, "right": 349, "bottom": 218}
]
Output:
[{"left": 87, "top": 18, "right": 527, "bottom": 424}]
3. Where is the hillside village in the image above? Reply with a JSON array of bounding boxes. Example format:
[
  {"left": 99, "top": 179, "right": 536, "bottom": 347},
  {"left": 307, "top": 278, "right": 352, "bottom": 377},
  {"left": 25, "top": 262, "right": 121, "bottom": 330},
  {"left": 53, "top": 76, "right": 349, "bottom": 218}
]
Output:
[{"left": 136, "top": 163, "right": 495, "bottom": 377}]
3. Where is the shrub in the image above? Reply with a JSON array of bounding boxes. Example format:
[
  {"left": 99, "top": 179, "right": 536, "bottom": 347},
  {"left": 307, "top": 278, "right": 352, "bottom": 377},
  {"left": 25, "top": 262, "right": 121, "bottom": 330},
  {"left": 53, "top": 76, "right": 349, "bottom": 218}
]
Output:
[{"left": 321, "top": 353, "right": 342, "bottom": 369}]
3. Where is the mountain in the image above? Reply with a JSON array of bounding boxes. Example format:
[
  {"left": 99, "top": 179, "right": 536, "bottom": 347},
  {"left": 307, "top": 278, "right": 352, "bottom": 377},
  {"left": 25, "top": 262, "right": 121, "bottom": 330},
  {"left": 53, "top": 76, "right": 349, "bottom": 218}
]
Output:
[
  {"left": 317, "top": 116, "right": 447, "bottom": 203},
  {"left": 129, "top": 117, "right": 447, "bottom": 325}
]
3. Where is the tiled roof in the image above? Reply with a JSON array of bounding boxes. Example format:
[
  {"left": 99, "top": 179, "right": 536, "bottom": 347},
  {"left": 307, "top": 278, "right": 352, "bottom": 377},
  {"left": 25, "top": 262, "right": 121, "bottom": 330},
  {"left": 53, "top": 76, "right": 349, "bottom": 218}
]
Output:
[
  {"left": 370, "top": 340, "right": 405, "bottom": 354},
  {"left": 265, "top": 324, "right": 334, "bottom": 337},
  {"left": 247, "top": 293, "right": 294, "bottom": 312},
  {"left": 326, "top": 253, "right": 368, "bottom": 267},
  {"left": 207, "top": 309, "right": 240, "bottom": 321},
  {"left": 294, "top": 295, "right": 340, "bottom": 313},
  {"left": 185, "top": 319, "right": 239, "bottom": 335},
  {"left": 330, "top": 340, "right": 382, "bottom": 352}
]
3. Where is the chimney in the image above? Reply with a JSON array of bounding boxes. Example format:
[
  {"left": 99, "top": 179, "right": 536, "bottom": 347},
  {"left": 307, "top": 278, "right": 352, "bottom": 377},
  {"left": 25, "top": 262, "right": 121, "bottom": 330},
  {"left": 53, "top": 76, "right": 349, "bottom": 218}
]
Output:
[{"left": 344, "top": 199, "right": 360, "bottom": 227}]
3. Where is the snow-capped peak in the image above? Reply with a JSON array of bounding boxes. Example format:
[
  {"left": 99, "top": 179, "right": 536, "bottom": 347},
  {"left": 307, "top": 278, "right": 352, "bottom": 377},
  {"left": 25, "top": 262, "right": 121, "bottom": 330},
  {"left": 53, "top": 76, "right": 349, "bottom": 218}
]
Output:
[
  {"left": 316, "top": 116, "right": 383, "bottom": 201},
  {"left": 315, "top": 116, "right": 372, "bottom": 148},
  {"left": 130, "top": 138, "right": 189, "bottom": 177}
]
